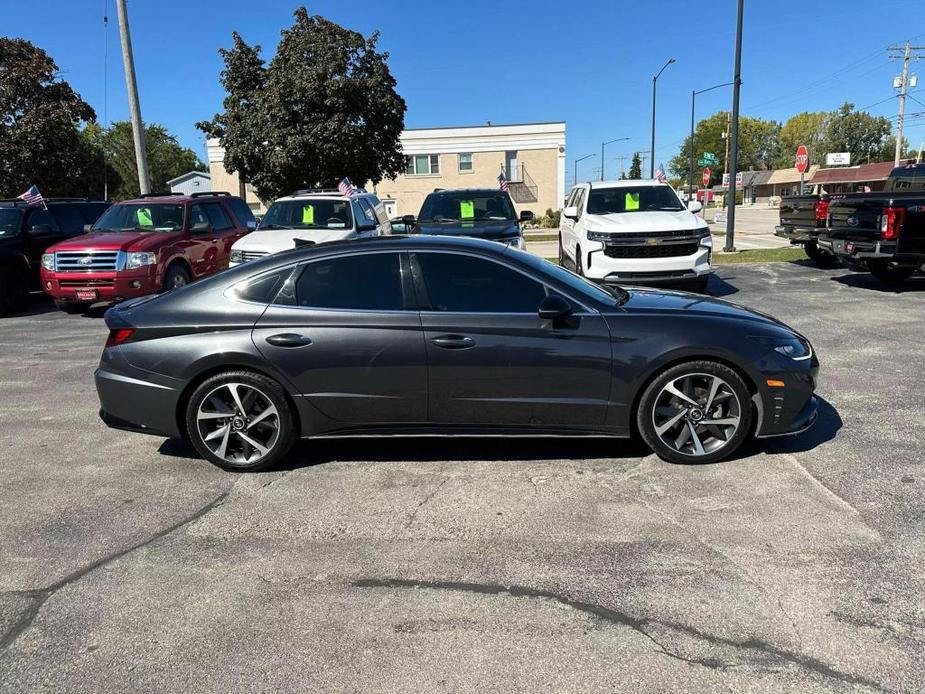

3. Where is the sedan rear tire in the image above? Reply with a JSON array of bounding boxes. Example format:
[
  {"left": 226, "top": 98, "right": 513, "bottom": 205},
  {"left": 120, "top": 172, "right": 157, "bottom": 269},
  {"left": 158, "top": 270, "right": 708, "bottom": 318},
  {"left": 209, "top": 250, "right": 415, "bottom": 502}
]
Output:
[
  {"left": 185, "top": 370, "right": 296, "bottom": 472},
  {"left": 637, "top": 360, "right": 753, "bottom": 464}
]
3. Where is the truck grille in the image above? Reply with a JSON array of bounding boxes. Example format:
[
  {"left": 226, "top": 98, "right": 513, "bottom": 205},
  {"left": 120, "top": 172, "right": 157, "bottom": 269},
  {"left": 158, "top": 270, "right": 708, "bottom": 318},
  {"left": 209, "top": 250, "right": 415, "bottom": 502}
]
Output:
[
  {"left": 240, "top": 250, "right": 268, "bottom": 262},
  {"left": 604, "top": 243, "right": 699, "bottom": 259},
  {"left": 54, "top": 250, "right": 121, "bottom": 272}
]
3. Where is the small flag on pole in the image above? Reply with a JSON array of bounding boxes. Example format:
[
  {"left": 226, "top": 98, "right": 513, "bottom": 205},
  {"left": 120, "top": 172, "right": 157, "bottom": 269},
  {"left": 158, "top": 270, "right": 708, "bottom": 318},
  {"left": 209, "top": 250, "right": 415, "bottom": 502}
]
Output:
[
  {"left": 498, "top": 168, "right": 509, "bottom": 192},
  {"left": 655, "top": 164, "right": 667, "bottom": 183},
  {"left": 17, "top": 185, "right": 45, "bottom": 207},
  {"left": 337, "top": 177, "right": 357, "bottom": 196}
]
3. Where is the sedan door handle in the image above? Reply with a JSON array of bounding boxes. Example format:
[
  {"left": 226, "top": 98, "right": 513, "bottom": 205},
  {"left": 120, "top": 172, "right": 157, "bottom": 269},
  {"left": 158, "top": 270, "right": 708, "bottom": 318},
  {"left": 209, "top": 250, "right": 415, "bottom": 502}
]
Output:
[
  {"left": 265, "top": 333, "right": 312, "bottom": 348},
  {"left": 431, "top": 334, "right": 475, "bottom": 349}
]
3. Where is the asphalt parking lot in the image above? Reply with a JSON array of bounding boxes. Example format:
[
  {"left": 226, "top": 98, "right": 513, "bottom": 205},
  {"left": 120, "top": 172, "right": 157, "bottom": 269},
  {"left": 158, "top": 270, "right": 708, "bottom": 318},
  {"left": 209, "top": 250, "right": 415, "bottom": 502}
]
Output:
[{"left": 1, "top": 262, "right": 923, "bottom": 693}]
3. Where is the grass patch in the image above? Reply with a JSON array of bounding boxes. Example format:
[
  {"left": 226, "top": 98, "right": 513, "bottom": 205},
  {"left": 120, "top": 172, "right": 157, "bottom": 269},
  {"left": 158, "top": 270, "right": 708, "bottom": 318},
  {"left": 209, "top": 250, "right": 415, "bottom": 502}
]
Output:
[
  {"left": 524, "top": 233, "right": 559, "bottom": 243},
  {"left": 713, "top": 247, "right": 807, "bottom": 264}
]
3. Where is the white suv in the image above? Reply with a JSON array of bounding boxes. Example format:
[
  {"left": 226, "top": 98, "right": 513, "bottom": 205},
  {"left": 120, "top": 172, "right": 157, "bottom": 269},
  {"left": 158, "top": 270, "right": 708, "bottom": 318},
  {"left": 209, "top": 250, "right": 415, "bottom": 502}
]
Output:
[
  {"left": 229, "top": 189, "right": 391, "bottom": 266},
  {"left": 558, "top": 180, "right": 712, "bottom": 292}
]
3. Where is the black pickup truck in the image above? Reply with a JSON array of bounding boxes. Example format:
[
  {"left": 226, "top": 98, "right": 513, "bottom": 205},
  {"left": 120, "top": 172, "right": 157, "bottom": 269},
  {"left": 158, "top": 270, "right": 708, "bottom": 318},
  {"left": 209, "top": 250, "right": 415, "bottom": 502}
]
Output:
[
  {"left": 822, "top": 163, "right": 925, "bottom": 283},
  {"left": 0, "top": 198, "right": 109, "bottom": 313},
  {"left": 774, "top": 193, "right": 837, "bottom": 266}
]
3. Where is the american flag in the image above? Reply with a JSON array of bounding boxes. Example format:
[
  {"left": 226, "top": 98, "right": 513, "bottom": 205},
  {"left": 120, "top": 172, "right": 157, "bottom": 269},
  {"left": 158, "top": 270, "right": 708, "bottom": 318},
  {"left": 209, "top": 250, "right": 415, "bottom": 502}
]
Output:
[
  {"left": 338, "top": 177, "right": 357, "bottom": 196},
  {"left": 17, "top": 185, "right": 45, "bottom": 207},
  {"left": 655, "top": 164, "right": 667, "bottom": 183},
  {"left": 498, "top": 168, "right": 509, "bottom": 192}
]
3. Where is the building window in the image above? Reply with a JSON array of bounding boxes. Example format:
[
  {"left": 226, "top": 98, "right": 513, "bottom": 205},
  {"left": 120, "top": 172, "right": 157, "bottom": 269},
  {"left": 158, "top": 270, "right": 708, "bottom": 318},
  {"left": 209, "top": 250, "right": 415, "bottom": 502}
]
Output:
[
  {"left": 458, "top": 153, "right": 473, "bottom": 172},
  {"left": 405, "top": 154, "right": 440, "bottom": 176}
]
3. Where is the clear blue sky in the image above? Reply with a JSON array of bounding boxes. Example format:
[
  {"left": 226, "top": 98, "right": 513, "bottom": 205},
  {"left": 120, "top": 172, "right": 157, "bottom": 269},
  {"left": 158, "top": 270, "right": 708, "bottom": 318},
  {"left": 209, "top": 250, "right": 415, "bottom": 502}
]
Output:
[{"left": 6, "top": 0, "right": 925, "bottom": 180}]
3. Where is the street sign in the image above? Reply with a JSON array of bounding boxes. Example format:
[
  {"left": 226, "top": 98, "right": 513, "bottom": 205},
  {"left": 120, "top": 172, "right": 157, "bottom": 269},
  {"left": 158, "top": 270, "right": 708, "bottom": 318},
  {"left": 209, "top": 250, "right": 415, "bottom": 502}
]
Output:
[
  {"left": 795, "top": 145, "right": 809, "bottom": 174},
  {"left": 702, "top": 167, "right": 711, "bottom": 187},
  {"left": 698, "top": 152, "right": 719, "bottom": 167}
]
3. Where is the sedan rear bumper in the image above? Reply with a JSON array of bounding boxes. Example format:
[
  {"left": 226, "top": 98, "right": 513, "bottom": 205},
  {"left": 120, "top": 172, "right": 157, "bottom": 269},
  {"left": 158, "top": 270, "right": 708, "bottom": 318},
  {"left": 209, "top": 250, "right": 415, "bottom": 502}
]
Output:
[{"left": 95, "top": 358, "right": 183, "bottom": 438}]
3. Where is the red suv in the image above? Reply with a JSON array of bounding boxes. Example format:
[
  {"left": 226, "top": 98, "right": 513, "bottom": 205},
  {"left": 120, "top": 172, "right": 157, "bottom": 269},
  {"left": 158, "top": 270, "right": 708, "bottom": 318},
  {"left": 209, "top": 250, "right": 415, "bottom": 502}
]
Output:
[{"left": 41, "top": 192, "right": 255, "bottom": 312}]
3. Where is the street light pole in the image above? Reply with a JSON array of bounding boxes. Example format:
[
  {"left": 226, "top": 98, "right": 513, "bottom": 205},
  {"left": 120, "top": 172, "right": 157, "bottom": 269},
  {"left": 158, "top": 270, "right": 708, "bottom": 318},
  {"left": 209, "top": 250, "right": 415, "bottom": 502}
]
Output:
[
  {"left": 689, "top": 82, "right": 734, "bottom": 200},
  {"left": 600, "top": 137, "right": 630, "bottom": 180},
  {"left": 725, "top": 0, "right": 744, "bottom": 253},
  {"left": 115, "top": 0, "right": 151, "bottom": 195},
  {"left": 650, "top": 58, "right": 675, "bottom": 179},
  {"left": 573, "top": 153, "right": 596, "bottom": 186}
]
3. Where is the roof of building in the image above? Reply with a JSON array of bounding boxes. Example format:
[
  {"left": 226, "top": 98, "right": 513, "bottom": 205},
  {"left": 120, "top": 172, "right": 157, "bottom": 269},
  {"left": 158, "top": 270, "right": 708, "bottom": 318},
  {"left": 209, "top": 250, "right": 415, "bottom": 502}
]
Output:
[
  {"left": 766, "top": 165, "right": 819, "bottom": 185},
  {"left": 811, "top": 161, "right": 896, "bottom": 185},
  {"left": 167, "top": 170, "right": 211, "bottom": 186},
  {"left": 403, "top": 120, "right": 566, "bottom": 132},
  {"left": 741, "top": 170, "right": 773, "bottom": 187}
]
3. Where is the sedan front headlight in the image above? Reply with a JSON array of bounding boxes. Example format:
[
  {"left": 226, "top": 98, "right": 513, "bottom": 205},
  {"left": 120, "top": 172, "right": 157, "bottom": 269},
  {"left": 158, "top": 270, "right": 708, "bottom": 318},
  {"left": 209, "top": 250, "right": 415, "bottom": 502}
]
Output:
[
  {"left": 772, "top": 336, "right": 812, "bottom": 360},
  {"left": 41, "top": 253, "right": 55, "bottom": 270},
  {"left": 230, "top": 249, "right": 245, "bottom": 263},
  {"left": 126, "top": 252, "right": 157, "bottom": 269}
]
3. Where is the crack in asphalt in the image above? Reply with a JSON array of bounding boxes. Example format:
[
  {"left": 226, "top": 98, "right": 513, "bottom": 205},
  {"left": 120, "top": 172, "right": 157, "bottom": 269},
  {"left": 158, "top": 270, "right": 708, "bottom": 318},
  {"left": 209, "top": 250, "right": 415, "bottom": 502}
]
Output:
[
  {"left": 0, "top": 491, "right": 229, "bottom": 656},
  {"left": 404, "top": 476, "right": 450, "bottom": 529},
  {"left": 353, "top": 577, "right": 889, "bottom": 692}
]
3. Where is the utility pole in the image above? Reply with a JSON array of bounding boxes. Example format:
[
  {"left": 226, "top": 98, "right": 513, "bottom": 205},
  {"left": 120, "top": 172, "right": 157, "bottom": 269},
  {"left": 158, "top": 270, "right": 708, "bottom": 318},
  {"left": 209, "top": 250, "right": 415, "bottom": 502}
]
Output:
[
  {"left": 889, "top": 42, "right": 924, "bottom": 166},
  {"left": 600, "top": 137, "right": 629, "bottom": 180},
  {"left": 724, "top": 0, "right": 744, "bottom": 253},
  {"left": 115, "top": 0, "right": 151, "bottom": 194}
]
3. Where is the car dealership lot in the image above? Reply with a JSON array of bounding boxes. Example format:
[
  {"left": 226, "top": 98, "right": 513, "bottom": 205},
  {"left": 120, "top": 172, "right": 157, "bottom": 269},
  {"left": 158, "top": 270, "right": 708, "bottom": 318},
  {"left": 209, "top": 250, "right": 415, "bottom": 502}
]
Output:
[{"left": 1, "top": 264, "right": 923, "bottom": 692}]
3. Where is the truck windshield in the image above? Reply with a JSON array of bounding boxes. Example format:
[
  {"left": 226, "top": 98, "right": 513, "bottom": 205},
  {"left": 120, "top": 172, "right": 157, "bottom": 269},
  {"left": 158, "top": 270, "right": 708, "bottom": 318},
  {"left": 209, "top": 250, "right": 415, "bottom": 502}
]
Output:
[
  {"left": 258, "top": 199, "right": 354, "bottom": 231},
  {"left": 588, "top": 186, "right": 684, "bottom": 214},
  {"left": 93, "top": 203, "right": 185, "bottom": 232},
  {"left": 0, "top": 208, "right": 24, "bottom": 236},
  {"left": 418, "top": 192, "right": 516, "bottom": 223}
]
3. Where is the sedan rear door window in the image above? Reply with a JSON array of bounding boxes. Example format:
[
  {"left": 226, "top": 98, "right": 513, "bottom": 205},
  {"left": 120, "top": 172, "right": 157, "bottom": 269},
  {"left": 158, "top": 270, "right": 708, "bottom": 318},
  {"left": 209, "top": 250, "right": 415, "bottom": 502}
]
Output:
[{"left": 294, "top": 253, "right": 405, "bottom": 311}]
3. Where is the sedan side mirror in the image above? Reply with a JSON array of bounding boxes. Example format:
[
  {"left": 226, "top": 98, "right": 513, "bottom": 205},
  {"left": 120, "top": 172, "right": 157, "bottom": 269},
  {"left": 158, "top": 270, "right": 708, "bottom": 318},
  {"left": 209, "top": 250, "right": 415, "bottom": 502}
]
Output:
[
  {"left": 519, "top": 210, "right": 535, "bottom": 222},
  {"left": 538, "top": 294, "right": 573, "bottom": 321},
  {"left": 687, "top": 200, "right": 703, "bottom": 213},
  {"left": 562, "top": 205, "right": 579, "bottom": 221},
  {"left": 190, "top": 221, "right": 212, "bottom": 234}
]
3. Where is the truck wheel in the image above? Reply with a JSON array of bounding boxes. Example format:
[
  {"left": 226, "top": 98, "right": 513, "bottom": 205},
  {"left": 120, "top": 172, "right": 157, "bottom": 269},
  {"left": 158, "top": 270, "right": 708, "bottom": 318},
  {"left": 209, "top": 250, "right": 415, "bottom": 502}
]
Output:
[
  {"left": 0, "top": 264, "right": 30, "bottom": 315},
  {"left": 163, "top": 264, "right": 191, "bottom": 291},
  {"left": 804, "top": 242, "right": 838, "bottom": 268},
  {"left": 54, "top": 300, "right": 90, "bottom": 314},
  {"left": 868, "top": 260, "right": 914, "bottom": 284}
]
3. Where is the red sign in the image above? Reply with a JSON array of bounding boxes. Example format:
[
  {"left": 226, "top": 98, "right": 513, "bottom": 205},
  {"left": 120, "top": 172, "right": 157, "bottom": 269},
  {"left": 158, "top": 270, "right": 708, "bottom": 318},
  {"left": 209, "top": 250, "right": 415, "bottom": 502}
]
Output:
[
  {"left": 702, "top": 167, "right": 711, "bottom": 187},
  {"left": 795, "top": 145, "right": 809, "bottom": 174}
]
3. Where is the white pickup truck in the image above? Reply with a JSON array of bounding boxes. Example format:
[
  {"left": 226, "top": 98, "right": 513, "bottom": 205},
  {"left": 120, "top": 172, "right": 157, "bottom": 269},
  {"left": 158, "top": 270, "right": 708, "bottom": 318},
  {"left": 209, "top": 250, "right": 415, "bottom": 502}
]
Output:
[{"left": 558, "top": 180, "right": 712, "bottom": 292}]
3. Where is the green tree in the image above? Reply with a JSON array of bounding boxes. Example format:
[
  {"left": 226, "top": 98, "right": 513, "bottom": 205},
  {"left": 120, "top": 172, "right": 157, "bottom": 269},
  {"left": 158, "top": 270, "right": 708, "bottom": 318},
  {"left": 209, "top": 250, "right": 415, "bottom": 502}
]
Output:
[
  {"left": 198, "top": 6, "right": 407, "bottom": 201},
  {"left": 774, "top": 111, "right": 830, "bottom": 168},
  {"left": 821, "top": 102, "right": 895, "bottom": 164},
  {"left": 669, "top": 112, "right": 781, "bottom": 186},
  {"left": 0, "top": 38, "right": 106, "bottom": 198},
  {"left": 628, "top": 152, "right": 642, "bottom": 179},
  {"left": 88, "top": 121, "right": 204, "bottom": 200}
]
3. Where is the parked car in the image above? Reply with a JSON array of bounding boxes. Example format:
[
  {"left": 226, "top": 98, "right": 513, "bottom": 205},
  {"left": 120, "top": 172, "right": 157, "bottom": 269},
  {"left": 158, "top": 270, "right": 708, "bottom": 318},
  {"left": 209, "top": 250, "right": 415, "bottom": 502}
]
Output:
[
  {"left": 96, "top": 235, "right": 818, "bottom": 472},
  {"left": 40, "top": 192, "right": 255, "bottom": 313},
  {"left": 0, "top": 198, "right": 110, "bottom": 314},
  {"left": 774, "top": 192, "right": 838, "bottom": 266},
  {"left": 822, "top": 163, "right": 925, "bottom": 283},
  {"left": 229, "top": 189, "right": 390, "bottom": 266},
  {"left": 559, "top": 180, "right": 713, "bottom": 292},
  {"left": 398, "top": 188, "right": 532, "bottom": 248}
]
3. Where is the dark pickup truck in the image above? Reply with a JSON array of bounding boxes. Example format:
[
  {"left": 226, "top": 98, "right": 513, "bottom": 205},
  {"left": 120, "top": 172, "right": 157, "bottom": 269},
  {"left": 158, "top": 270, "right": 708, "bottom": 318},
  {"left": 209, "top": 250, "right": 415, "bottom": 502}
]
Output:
[
  {"left": 822, "top": 163, "right": 925, "bottom": 283},
  {"left": 774, "top": 193, "right": 837, "bottom": 266}
]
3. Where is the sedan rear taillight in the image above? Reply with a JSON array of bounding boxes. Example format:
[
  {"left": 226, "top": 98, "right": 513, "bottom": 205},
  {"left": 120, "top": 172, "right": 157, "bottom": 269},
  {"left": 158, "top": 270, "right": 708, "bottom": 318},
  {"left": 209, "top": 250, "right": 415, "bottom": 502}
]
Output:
[
  {"left": 880, "top": 207, "right": 905, "bottom": 240},
  {"left": 814, "top": 199, "right": 829, "bottom": 225},
  {"left": 105, "top": 328, "right": 136, "bottom": 349}
]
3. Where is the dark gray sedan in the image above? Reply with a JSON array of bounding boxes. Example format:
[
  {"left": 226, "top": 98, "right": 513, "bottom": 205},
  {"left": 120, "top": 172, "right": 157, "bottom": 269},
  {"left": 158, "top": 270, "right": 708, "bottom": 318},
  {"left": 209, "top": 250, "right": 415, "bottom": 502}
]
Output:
[{"left": 96, "top": 235, "right": 819, "bottom": 471}]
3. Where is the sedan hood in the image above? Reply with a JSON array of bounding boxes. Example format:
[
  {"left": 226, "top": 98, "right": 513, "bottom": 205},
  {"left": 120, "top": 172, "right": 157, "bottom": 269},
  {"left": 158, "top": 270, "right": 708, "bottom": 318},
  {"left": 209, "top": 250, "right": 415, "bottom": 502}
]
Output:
[
  {"left": 584, "top": 209, "right": 704, "bottom": 233},
  {"left": 417, "top": 220, "right": 519, "bottom": 240},
  {"left": 47, "top": 231, "right": 181, "bottom": 253},
  {"left": 234, "top": 228, "right": 357, "bottom": 253},
  {"left": 619, "top": 287, "right": 791, "bottom": 330}
]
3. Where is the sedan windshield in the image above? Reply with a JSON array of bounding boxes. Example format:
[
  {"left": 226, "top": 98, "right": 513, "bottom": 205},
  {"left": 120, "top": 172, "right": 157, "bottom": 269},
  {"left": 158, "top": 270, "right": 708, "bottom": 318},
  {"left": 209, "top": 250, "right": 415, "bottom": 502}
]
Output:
[
  {"left": 587, "top": 186, "right": 684, "bottom": 214},
  {"left": 93, "top": 203, "right": 185, "bottom": 232},
  {"left": 258, "top": 199, "right": 353, "bottom": 231},
  {"left": 419, "top": 192, "right": 515, "bottom": 223},
  {"left": 0, "top": 208, "right": 24, "bottom": 236}
]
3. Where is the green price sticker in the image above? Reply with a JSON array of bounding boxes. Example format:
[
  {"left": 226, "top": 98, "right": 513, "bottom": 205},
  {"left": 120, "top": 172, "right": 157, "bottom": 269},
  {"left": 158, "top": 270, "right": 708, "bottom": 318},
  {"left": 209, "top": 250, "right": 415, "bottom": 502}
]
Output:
[
  {"left": 625, "top": 193, "right": 640, "bottom": 211},
  {"left": 459, "top": 200, "right": 475, "bottom": 219},
  {"left": 136, "top": 207, "right": 153, "bottom": 227},
  {"left": 302, "top": 205, "right": 315, "bottom": 224}
]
